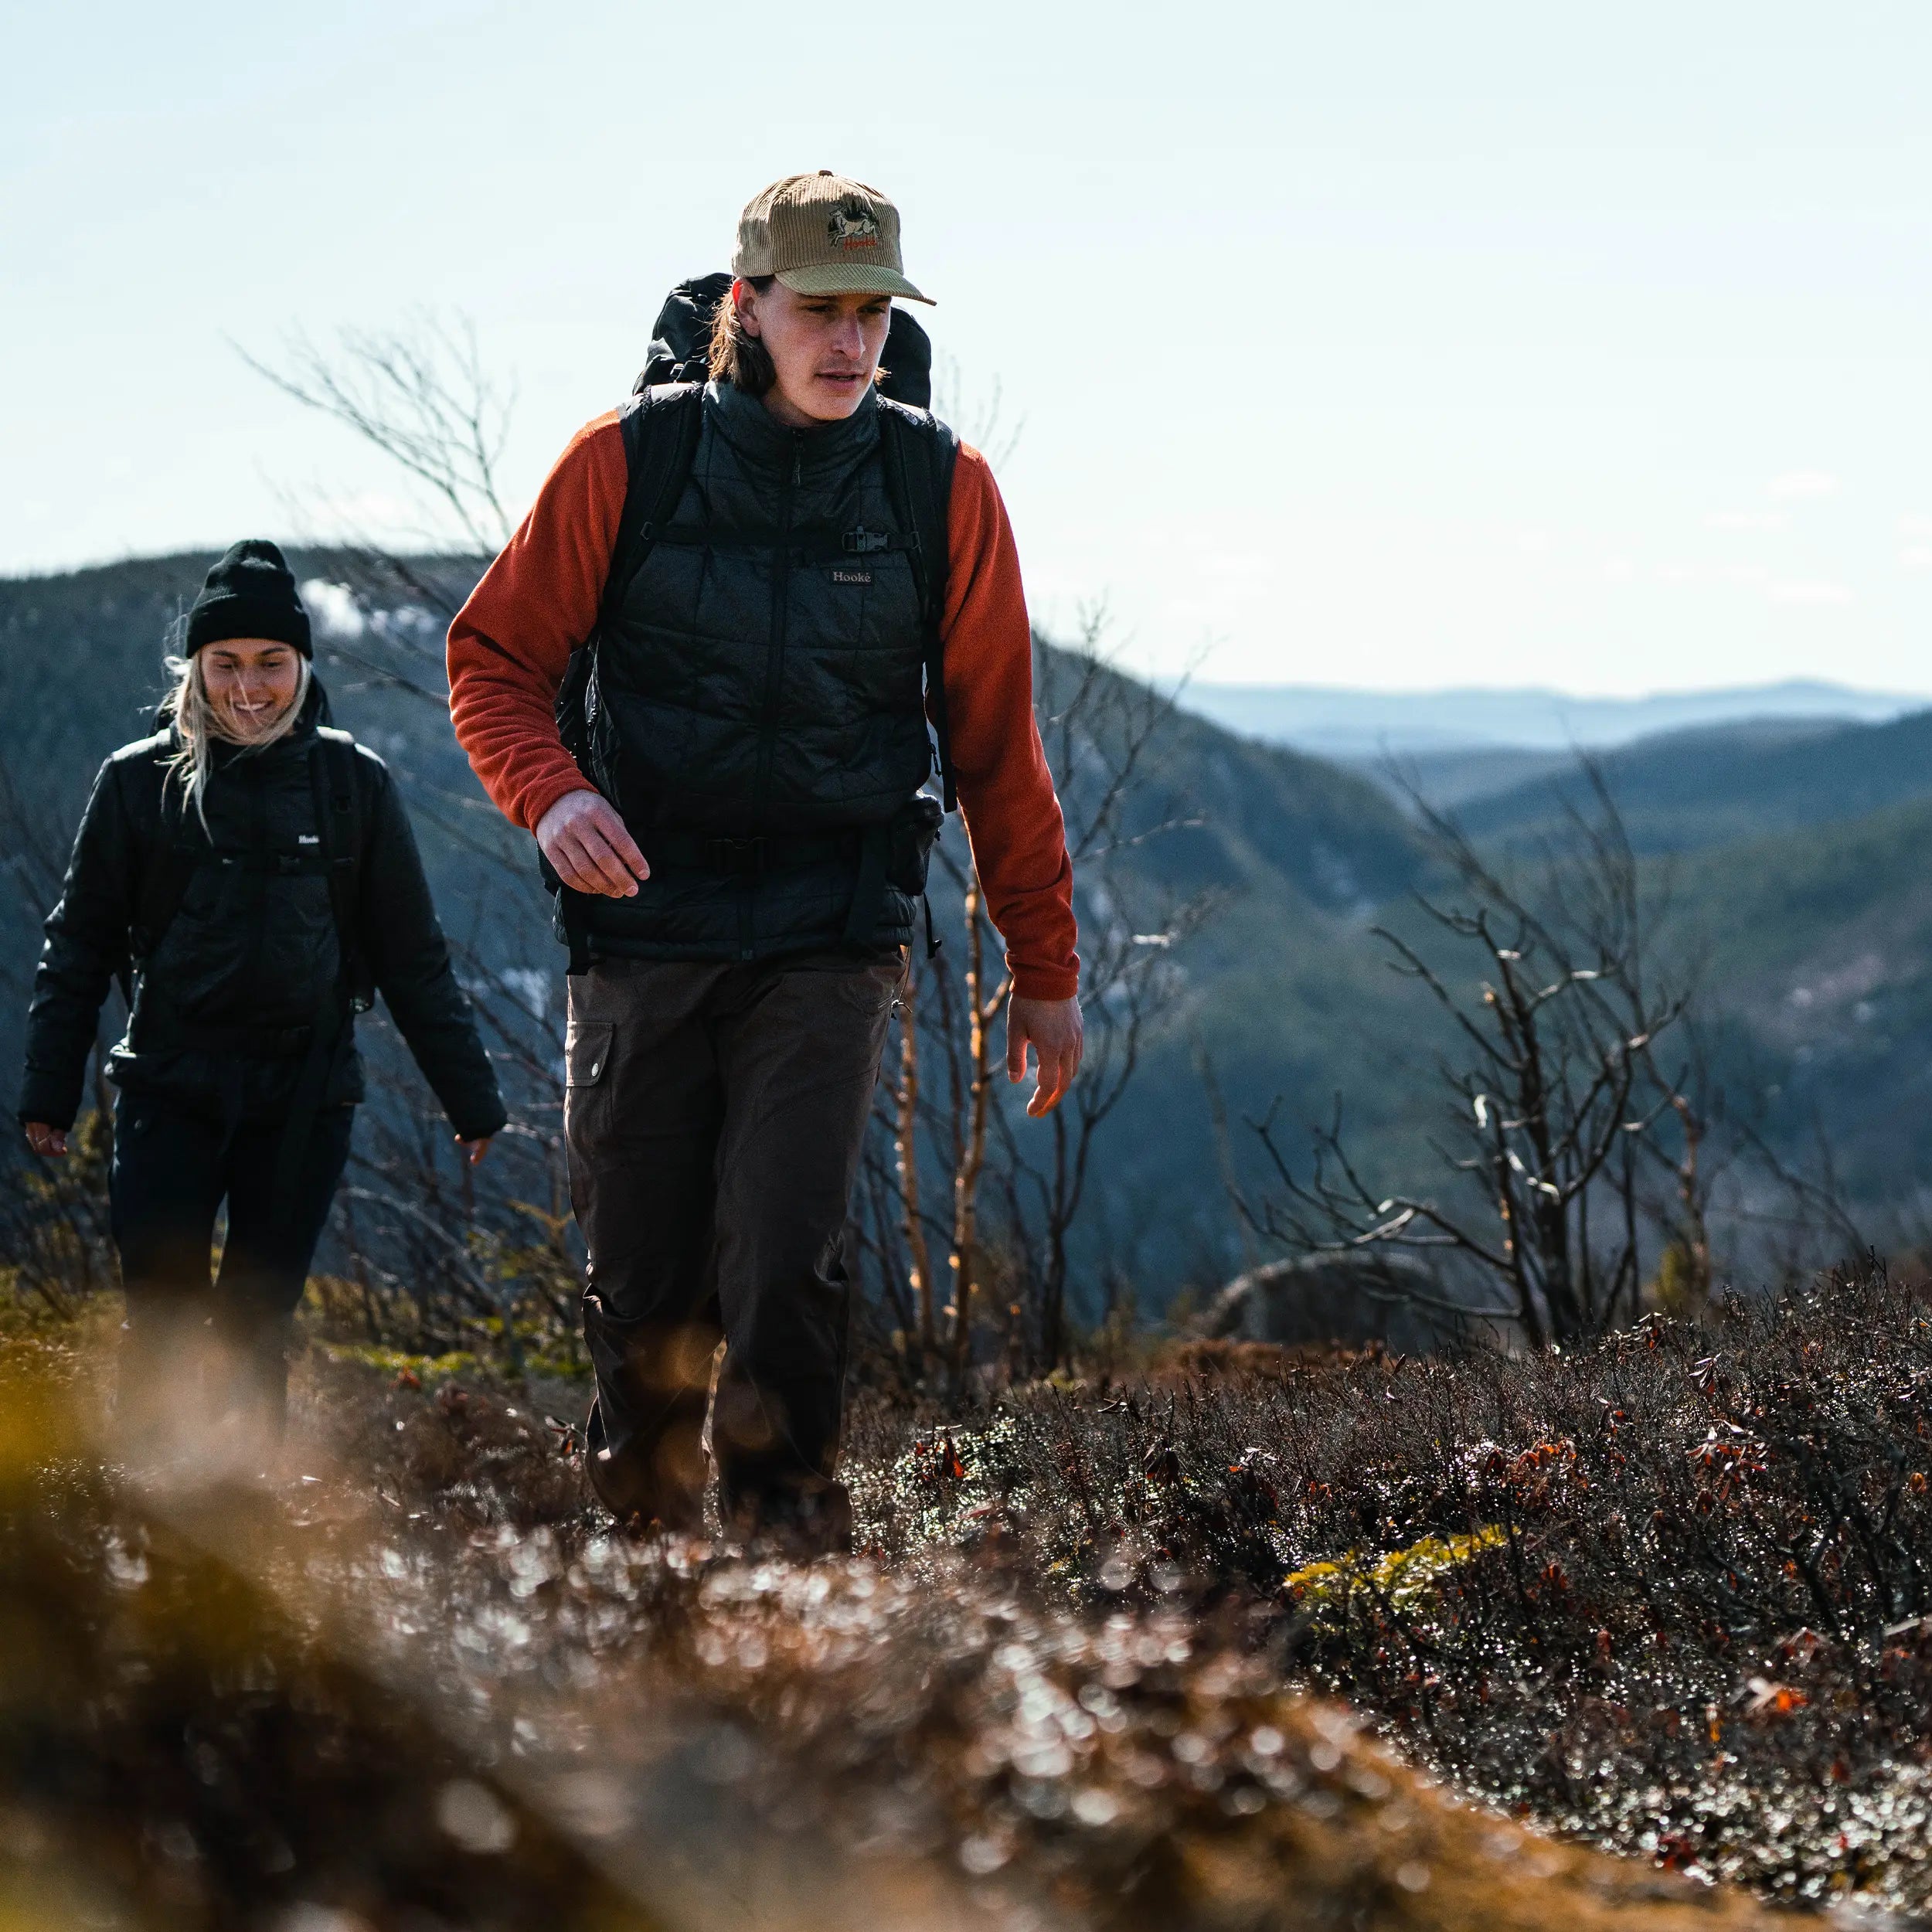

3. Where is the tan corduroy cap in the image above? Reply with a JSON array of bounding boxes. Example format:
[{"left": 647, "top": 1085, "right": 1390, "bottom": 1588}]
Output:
[{"left": 732, "top": 172, "right": 933, "bottom": 304}]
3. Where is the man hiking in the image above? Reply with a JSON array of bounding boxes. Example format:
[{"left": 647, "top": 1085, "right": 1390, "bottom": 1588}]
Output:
[
  {"left": 447, "top": 172, "right": 1080, "bottom": 1546},
  {"left": 20, "top": 542, "right": 506, "bottom": 1440}
]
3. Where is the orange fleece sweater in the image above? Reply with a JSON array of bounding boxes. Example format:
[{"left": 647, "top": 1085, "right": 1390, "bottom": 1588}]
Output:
[{"left": 446, "top": 410, "right": 1078, "bottom": 1000}]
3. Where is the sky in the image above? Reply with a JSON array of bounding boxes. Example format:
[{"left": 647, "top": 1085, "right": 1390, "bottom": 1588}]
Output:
[{"left": 5, "top": 1, "right": 1930, "bottom": 695}]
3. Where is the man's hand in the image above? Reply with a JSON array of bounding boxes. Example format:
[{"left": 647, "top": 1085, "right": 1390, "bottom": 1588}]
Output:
[
  {"left": 23, "top": 1122, "right": 67, "bottom": 1158},
  {"left": 536, "top": 790, "right": 648, "bottom": 898},
  {"left": 457, "top": 1136, "right": 492, "bottom": 1168},
  {"left": 1007, "top": 995, "right": 1083, "bottom": 1118}
]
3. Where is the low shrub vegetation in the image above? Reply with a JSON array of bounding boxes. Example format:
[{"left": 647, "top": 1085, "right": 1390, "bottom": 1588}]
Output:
[
  {"left": 845, "top": 1261, "right": 1932, "bottom": 1914},
  {"left": 2, "top": 1264, "right": 1927, "bottom": 1925}
]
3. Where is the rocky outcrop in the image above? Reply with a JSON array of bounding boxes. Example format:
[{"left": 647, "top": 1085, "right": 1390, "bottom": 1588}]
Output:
[{"left": 1204, "top": 1250, "right": 1501, "bottom": 1354}]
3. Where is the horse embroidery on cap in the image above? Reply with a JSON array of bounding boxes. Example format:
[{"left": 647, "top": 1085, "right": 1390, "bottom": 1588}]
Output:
[{"left": 828, "top": 205, "right": 881, "bottom": 251}]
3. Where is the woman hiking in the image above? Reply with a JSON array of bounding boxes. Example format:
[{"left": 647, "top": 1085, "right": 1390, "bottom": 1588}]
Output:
[
  {"left": 447, "top": 172, "right": 1081, "bottom": 1549},
  {"left": 19, "top": 540, "right": 506, "bottom": 1438}
]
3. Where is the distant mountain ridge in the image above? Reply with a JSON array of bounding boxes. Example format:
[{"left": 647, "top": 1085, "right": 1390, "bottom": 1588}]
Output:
[
  {"left": 1453, "top": 707, "right": 1932, "bottom": 855},
  {"left": 1178, "top": 679, "right": 1920, "bottom": 757}
]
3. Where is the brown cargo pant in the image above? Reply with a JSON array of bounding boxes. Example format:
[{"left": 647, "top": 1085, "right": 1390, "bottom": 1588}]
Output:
[{"left": 563, "top": 947, "right": 903, "bottom": 1536}]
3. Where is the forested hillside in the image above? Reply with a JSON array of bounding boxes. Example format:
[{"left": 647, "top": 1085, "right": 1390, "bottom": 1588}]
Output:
[
  {"left": 1454, "top": 708, "right": 1932, "bottom": 854},
  {"left": 1675, "top": 794, "right": 1932, "bottom": 1207},
  {"left": 10, "top": 553, "right": 1932, "bottom": 1304},
  {"left": 0, "top": 555, "right": 1447, "bottom": 1306}
]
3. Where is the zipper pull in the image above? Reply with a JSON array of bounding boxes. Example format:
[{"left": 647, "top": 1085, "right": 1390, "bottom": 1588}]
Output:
[{"left": 791, "top": 434, "right": 803, "bottom": 486}]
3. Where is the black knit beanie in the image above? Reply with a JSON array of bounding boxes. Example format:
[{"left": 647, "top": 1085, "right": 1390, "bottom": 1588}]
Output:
[{"left": 184, "top": 539, "right": 312, "bottom": 658}]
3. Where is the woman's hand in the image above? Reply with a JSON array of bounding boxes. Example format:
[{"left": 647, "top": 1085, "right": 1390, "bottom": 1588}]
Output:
[
  {"left": 23, "top": 1122, "right": 68, "bottom": 1158},
  {"left": 457, "top": 1136, "right": 492, "bottom": 1168},
  {"left": 536, "top": 791, "right": 648, "bottom": 898},
  {"left": 1006, "top": 995, "right": 1084, "bottom": 1118}
]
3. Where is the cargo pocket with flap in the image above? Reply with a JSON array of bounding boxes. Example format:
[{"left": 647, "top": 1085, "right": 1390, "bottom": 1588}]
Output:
[{"left": 563, "top": 1020, "right": 615, "bottom": 1142}]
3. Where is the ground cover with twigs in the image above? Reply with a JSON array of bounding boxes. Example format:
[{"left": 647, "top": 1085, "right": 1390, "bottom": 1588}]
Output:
[
  {"left": 2, "top": 1264, "right": 1927, "bottom": 1927},
  {"left": 841, "top": 1263, "right": 1932, "bottom": 1918}
]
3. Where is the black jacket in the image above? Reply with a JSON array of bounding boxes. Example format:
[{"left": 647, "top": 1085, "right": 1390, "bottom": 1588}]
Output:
[{"left": 19, "top": 682, "right": 506, "bottom": 1140}]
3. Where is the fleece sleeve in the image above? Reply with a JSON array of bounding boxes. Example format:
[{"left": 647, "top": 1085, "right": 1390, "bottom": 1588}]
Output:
[
  {"left": 940, "top": 447, "right": 1080, "bottom": 1002},
  {"left": 445, "top": 412, "right": 628, "bottom": 833}
]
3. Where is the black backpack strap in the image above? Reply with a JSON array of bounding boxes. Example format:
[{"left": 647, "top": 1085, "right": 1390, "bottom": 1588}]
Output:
[
  {"left": 553, "top": 383, "right": 706, "bottom": 975},
  {"left": 556, "top": 383, "right": 707, "bottom": 773},
  {"left": 878, "top": 403, "right": 961, "bottom": 811},
  {"left": 841, "top": 823, "right": 893, "bottom": 948},
  {"left": 602, "top": 382, "right": 708, "bottom": 631},
  {"left": 559, "top": 876, "right": 593, "bottom": 978},
  {"left": 272, "top": 730, "right": 369, "bottom": 1226},
  {"left": 132, "top": 845, "right": 196, "bottom": 963}
]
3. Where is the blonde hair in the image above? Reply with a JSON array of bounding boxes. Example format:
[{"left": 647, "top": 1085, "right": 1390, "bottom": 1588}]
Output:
[{"left": 161, "top": 647, "right": 312, "bottom": 830}]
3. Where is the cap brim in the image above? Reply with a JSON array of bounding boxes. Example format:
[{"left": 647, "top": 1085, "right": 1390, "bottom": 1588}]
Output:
[{"left": 774, "top": 264, "right": 934, "bottom": 304}]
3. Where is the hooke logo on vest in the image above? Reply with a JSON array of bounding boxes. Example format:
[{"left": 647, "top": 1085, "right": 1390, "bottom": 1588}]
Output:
[{"left": 829, "top": 205, "right": 881, "bottom": 250}]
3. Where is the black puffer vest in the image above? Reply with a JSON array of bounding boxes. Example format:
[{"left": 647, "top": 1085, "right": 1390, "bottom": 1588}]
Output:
[{"left": 577, "top": 381, "right": 946, "bottom": 962}]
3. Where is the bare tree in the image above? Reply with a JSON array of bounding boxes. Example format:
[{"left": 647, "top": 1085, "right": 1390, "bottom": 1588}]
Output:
[
  {"left": 929, "top": 353, "right": 1024, "bottom": 475},
  {"left": 234, "top": 314, "right": 518, "bottom": 740},
  {"left": 238, "top": 313, "right": 515, "bottom": 556},
  {"left": 222, "top": 316, "right": 592, "bottom": 1371},
  {"left": 324, "top": 929, "right": 583, "bottom": 1377},
  {"left": 857, "top": 615, "right": 1214, "bottom": 1384},
  {"left": 1249, "top": 772, "right": 1699, "bottom": 1345}
]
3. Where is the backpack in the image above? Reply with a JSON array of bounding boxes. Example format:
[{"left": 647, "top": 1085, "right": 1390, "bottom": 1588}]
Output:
[
  {"left": 630, "top": 270, "right": 937, "bottom": 406},
  {"left": 553, "top": 277, "right": 960, "bottom": 936}
]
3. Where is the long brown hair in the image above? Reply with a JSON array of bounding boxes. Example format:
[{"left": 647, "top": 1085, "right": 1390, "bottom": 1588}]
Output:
[{"left": 707, "top": 276, "right": 777, "bottom": 394}]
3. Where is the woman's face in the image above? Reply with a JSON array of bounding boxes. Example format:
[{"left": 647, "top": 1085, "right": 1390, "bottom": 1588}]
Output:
[
  {"left": 736, "top": 281, "right": 892, "bottom": 428},
  {"left": 200, "top": 638, "right": 303, "bottom": 742}
]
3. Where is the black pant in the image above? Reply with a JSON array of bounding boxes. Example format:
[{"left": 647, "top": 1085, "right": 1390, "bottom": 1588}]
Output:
[
  {"left": 111, "top": 1093, "right": 354, "bottom": 1427},
  {"left": 563, "top": 949, "right": 901, "bottom": 1532}
]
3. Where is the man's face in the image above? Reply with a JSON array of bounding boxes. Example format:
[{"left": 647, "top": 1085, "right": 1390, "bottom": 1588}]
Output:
[{"left": 736, "top": 281, "right": 891, "bottom": 428}]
